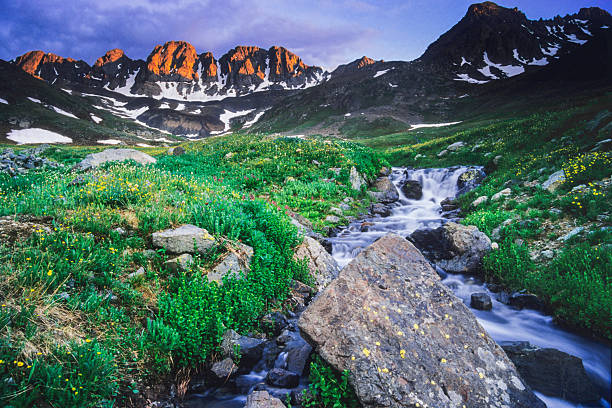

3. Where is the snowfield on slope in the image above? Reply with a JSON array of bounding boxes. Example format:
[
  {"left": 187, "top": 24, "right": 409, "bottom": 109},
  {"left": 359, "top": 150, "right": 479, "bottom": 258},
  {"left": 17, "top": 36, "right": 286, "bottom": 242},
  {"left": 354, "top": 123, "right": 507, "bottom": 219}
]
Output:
[{"left": 7, "top": 128, "right": 73, "bottom": 144}]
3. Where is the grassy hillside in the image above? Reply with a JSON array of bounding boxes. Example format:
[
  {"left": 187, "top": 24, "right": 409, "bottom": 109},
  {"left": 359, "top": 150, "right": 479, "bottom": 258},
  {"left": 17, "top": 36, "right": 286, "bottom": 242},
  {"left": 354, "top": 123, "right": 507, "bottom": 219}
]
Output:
[
  {"left": 386, "top": 93, "right": 612, "bottom": 339},
  {"left": 0, "top": 136, "right": 386, "bottom": 406}
]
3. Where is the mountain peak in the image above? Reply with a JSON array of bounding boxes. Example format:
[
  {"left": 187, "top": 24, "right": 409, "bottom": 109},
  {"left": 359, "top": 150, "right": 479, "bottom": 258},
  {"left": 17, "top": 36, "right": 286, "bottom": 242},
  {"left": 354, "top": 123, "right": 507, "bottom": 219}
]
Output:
[
  {"left": 466, "top": 2, "right": 523, "bottom": 19},
  {"left": 356, "top": 56, "right": 376, "bottom": 69},
  {"left": 14, "top": 50, "right": 78, "bottom": 79},
  {"left": 94, "top": 48, "right": 126, "bottom": 67},
  {"left": 146, "top": 41, "right": 199, "bottom": 81},
  {"left": 577, "top": 7, "right": 611, "bottom": 20}
]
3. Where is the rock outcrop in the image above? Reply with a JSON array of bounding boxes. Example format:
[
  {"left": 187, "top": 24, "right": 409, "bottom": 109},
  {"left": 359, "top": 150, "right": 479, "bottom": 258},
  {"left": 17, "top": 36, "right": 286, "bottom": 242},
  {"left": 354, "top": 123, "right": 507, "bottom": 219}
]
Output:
[
  {"left": 293, "top": 236, "right": 340, "bottom": 291},
  {"left": 75, "top": 148, "right": 156, "bottom": 170},
  {"left": 151, "top": 224, "right": 215, "bottom": 255},
  {"left": 299, "top": 233, "right": 544, "bottom": 408},
  {"left": 207, "top": 242, "right": 253, "bottom": 284},
  {"left": 409, "top": 222, "right": 492, "bottom": 274}
]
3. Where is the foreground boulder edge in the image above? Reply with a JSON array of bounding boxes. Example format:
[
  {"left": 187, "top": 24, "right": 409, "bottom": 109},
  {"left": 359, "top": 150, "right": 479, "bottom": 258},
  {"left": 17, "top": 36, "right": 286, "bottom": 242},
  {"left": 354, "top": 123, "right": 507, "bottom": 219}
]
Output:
[
  {"left": 75, "top": 148, "right": 157, "bottom": 170},
  {"left": 298, "top": 233, "right": 544, "bottom": 408}
]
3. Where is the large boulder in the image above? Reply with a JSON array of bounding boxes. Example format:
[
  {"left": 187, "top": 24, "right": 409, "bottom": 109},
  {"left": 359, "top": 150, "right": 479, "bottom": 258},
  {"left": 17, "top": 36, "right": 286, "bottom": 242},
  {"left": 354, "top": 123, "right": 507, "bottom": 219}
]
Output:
[
  {"left": 409, "top": 222, "right": 491, "bottom": 274},
  {"left": 400, "top": 179, "right": 423, "bottom": 200},
  {"left": 457, "top": 168, "right": 486, "bottom": 196},
  {"left": 245, "top": 390, "right": 286, "bottom": 408},
  {"left": 368, "top": 177, "right": 399, "bottom": 204},
  {"left": 541, "top": 170, "right": 566, "bottom": 192},
  {"left": 501, "top": 342, "right": 600, "bottom": 404},
  {"left": 299, "top": 234, "right": 543, "bottom": 408},
  {"left": 207, "top": 242, "right": 253, "bottom": 284},
  {"left": 220, "top": 329, "right": 265, "bottom": 371},
  {"left": 152, "top": 224, "right": 215, "bottom": 255},
  {"left": 294, "top": 236, "right": 340, "bottom": 291},
  {"left": 75, "top": 148, "right": 156, "bottom": 171}
]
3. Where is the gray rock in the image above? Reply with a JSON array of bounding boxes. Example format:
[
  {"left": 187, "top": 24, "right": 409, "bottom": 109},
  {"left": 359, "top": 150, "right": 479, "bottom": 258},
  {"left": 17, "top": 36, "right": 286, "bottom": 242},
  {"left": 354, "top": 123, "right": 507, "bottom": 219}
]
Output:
[
  {"left": 558, "top": 227, "right": 584, "bottom": 242},
  {"left": 541, "top": 170, "right": 566, "bottom": 192},
  {"left": 152, "top": 224, "right": 215, "bottom": 255},
  {"left": 325, "top": 215, "right": 340, "bottom": 224},
  {"left": 349, "top": 166, "right": 365, "bottom": 191},
  {"left": 368, "top": 177, "right": 399, "bottom": 204},
  {"left": 437, "top": 149, "right": 448, "bottom": 157},
  {"left": 298, "top": 234, "right": 545, "bottom": 408},
  {"left": 75, "top": 148, "right": 156, "bottom": 171},
  {"left": 208, "top": 242, "right": 253, "bottom": 284},
  {"left": 540, "top": 250, "right": 554, "bottom": 260},
  {"left": 164, "top": 254, "right": 193, "bottom": 273},
  {"left": 447, "top": 141, "right": 465, "bottom": 151},
  {"left": 265, "top": 368, "right": 299, "bottom": 388},
  {"left": 509, "top": 293, "right": 544, "bottom": 311},
  {"left": 471, "top": 293, "right": 493, "bottom": 310},
  {"left": 262, "top": 312, "right": 288, "bottom": 336},
  {"left": 492, "top": 188, "right": 511, "bottom": 201},
  {"left": 168, "top": 146, "right": 185, "bottom": 156},
  {"left": 410, "top": 222, "right": 491, "bottom": 274},
  {"left": 493, "top": 155, "right": 503, "bottom": 165},
  {"left": 370, "top": 203, "right": 392, "bottom": 217},
  {"left": 472, "top": 196, "right": 488, "bottom": 207},
  {"left": 245, "top": 390, "right": 286, "bottom": 408},
  {"left": 221, "top": 330, "right": 265, "bottom": 370},
  {"left": 285, "top": 341, "right": 312, "bottom": 376},
  {"left": 112, "top": 227, "right": 126, "bottom": 235},
  {"left": 501, "top": 342, "right": 601, "bottom": 404},
  {"left": 294, "top": 236, "right": 340, "bottom": 291},
  {"left": 329, "top": 207, "right": 343, "bottom": 216},
  {"left": 128, "top": 267, "right": 146, "bottom": 279},
  {"left": 401, "top": 179, "right": 423, "bottom": 200},
  {"left": 210, "top": 358, "right": 236, "bottom": 380},
  {"left": 457, "top": 168, "right": 486, "bottom": 196}
]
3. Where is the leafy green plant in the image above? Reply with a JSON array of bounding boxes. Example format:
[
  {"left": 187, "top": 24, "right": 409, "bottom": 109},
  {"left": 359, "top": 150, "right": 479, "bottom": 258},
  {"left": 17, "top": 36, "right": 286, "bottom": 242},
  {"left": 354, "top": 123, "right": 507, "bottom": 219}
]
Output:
[{"left": 302, "top": 355, "right": 359, "bottom": 408}]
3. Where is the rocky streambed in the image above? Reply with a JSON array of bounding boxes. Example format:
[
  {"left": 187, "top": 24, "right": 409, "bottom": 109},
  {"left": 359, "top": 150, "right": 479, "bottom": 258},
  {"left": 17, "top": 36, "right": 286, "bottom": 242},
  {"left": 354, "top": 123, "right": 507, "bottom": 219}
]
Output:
[{"left": 183, "top": 166, "right": 611, "bottom": 408}]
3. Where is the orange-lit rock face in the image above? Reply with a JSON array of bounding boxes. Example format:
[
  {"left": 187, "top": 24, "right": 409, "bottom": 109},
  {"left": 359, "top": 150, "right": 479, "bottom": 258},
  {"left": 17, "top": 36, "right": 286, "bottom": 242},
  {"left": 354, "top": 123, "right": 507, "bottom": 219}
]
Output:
[
  {"left": 94, "top": 48, "right": 125, "bottom": 67},
  {"left": 269, "top": 46, "right": 307, "bottom": 78},
  {"left": 229, "top": 46, "right": 261, "bottom": 62},
  {"left": 200, "top": 52, "right": 217, "bottom": 78},
  {"left": 15, "top": 51, "right": 76, "bottom": 78},
  {"left": 356, "top": 56, "right": 375, "bottom": 69},
  {"left": 222, "top": 46, "right": 266, "bottom": 78},
  {"left": 146, "top": 41, "right": 199, "bottom": 80}
]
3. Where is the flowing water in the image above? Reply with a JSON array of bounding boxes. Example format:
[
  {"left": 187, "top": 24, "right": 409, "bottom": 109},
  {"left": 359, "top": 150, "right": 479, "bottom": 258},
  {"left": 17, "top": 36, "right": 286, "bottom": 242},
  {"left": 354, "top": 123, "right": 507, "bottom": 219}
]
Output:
[
  {"left": 188, "top": 166, "right": 610, "bottom": 408},
  {"left": 329, "top": 167, "right": 611, "bottom": 408}
]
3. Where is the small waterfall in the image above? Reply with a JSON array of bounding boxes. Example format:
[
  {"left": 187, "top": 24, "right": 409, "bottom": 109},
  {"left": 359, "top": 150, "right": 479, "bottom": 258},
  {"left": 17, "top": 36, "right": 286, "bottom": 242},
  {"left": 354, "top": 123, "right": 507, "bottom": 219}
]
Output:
[{"left": 330, "top": 166, "right": 611, "bottom": 408}]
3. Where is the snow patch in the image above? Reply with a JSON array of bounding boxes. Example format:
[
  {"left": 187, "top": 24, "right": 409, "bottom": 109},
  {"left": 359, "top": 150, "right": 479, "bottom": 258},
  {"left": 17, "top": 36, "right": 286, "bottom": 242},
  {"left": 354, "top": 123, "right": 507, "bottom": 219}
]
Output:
[
  {"left": 454, "top": 74, "right": 488, "bottom": 84},
  {"left": 91, "top": 114, "right": 103, "bottom": 123},
  {"left": 137, "top": 143, "right": 153, "bottom": 147},
  {"left": 98, "top": 139, "right": 123, "bottom": 145},
  {"left": 211, "top": 109, "right": 256, "bottom": 134},
  {"left": 373, "top": 68, "right": 391, "bottom": 78},
  {"left": 61, "top": 88, "right": 73, "bottom": 95},
  {"left": 602, "top": 25, "right": 610, "bottom": 29},
  {"left": 344, "top": 113, "right": 352, "bottom": 117},
  {"left": 243, "top": 110, "right": 269, "bottom": 128},
  {"left": 409, "top": 122, "right": 461, "bottom": 130},
  {"left": 110, "top": 68, "right": 139, "bottom": 96},
  {"left": 566, "top": 34, "right": 588, "bottom": 45},
  {"left": 27, "top": 97, "right": 41, "bottom": 104},
  {"left": 50, "top": 106, "right": 78, "bottom": 119},
  {"left": 542, "top": 45, "right": 560, "bottom": 56},
  {"left": 458, "top": 94, "right": 469, "bottom": 99},
  {"left": 0, "top": 98, "right": 7, "bottom": 104},
  {"left": 7, "top": 128, "right": 72, "bottom": 144},
  {"left": 478, "top": 52, "right": 525, "bottom": 78},
  {"left": 460, "top": 57, "right": 471, "bottom": 66},
  {"left": 388, "top": 83, "right": 398, "bottom": 88}
]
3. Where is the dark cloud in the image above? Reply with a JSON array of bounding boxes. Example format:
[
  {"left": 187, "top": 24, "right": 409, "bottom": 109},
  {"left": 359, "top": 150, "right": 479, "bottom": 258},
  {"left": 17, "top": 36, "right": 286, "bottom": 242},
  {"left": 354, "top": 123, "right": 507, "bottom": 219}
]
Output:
[{"left": 0, "top": 0, "right": 377, "bottom": 69}]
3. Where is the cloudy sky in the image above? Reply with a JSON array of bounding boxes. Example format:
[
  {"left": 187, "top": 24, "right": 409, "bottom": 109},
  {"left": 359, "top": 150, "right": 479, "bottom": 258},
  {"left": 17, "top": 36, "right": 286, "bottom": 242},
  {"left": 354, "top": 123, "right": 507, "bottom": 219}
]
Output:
[{"left": 1, "top": 0, "right": 609, "bottom": 70}]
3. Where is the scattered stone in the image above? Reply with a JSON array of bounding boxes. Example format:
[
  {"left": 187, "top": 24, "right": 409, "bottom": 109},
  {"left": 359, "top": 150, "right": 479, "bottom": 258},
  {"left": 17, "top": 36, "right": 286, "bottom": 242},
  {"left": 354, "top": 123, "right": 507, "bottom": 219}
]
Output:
[
  {"left": 168, "top": 146, "right": 185, "bottom": 156},
  {"left": 75, "top": 148, "right": 156, "bottom": 171},
  {"left": 262, "top": 312, "right": 289, "bottom": 336},
  {"left": 541, "top": 170, "right": 566, "bottom": 192},
  {"left": 245, "top": 390, "right": 286, "bottom": 408},
  {"left": 128, "top": 267, "right": 146, "bottom": 280},
  {"left": 369, "top": 203, "right": 392, "bottom": 217},
  {"left": 329, "top": 207, "right": 343, "bottom": 216},
  {"left": 368, "top": 177, "right": 399, "bottom": 204},
  {"left": 447, "top": 141, "right": 465, "bottom": 151},
  {"left": 164, "top": 254, "right": 193, "bottom": 273},
  {"left": 493, "top": 155, "right": 503, "bottom": 166},
  {"left": 0, "top": 215, "right": 52, "bottom": 242},
  {"left": 501, "top": 342, "right": 601, "bottom": 404},
  {"left": 491, "top": 242, "right": 499, "bottom": 250},
  {"left": 440, "top": 197, "right": 459, "bottom": 212},
  {"left": 378, "top": 166, "right": 391, "bottom": 176},
  {"left": 224, "top": 152, "right": 235, "bottom": 159},
  {"left": 210, "top": 358, "right": 236, "bottom": 381},
  {"left": 299, "top": 233, "right": 545, "bottom": 408},
  {"left": 492, "top": 188, "right": 512, "bottom": 201},
  {"left": 400, "top": 179, "right": 423, "bottom": 200},
  {"left": 294, "top": 236, "right": 340, "bottom": 291},
  {"left": 285, "top": 341, "right": 312, "bottom": 376},
  {"left": 470, "top": 293, "right": 493, "bottom": 310},
  {"left": 540, "top": 250, "right": 554, "bottom": 260},
  {"left": 0, "top": 147, "right": 61, "bottom": 176},
  {"left": 221, "top": 330, "right": 265, "bottom": 371},
  {"left": 112, "top": 227, "right": 126, "bottom": 235},
  {"left": 152, "top": 224, "right": 215, "bottom": 255},
  {"left": 349, "top": 166, "right": 366, "bottom": 191},
  {"left": 457, "top": 168, "right": 486, "bottom": 196},
  {"left": 549, "top": 208, "right": 562, "bottom": 216},
  {"left": 208, "top": 242, "right": 253, "bottom": 284},
  {"left": 265, "top": 368, "right": 300, "bottom": 388},
  {"left": 437, "top": 149, "right": 448, "bottom": 157},
  {"left": 472, "top": 196, "right": 488, "bottom": 207},
  {"left": 509, "top": 293, "right": 544, "bottom": 311},
  {"left": 142, "top": 249, "right": 157, "bottom": 259},
  {"left": 558, "top": 227, "right": 584, "bottom": 242},
  {"left": 325, "top": 215, "right": 340, "bottom": 224}
]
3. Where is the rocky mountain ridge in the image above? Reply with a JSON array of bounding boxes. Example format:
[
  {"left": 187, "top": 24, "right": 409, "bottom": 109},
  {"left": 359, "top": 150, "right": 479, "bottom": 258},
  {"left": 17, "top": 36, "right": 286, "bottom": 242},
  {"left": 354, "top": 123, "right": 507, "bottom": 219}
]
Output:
[{"left": 13, "top": 41, "right": 328, "bottom": 101}]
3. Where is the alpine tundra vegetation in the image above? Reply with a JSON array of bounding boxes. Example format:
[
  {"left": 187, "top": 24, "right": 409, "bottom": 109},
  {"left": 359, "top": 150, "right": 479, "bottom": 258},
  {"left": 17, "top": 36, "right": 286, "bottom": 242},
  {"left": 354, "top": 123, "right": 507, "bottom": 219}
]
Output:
[{"left": 0, "top": 1, "right": 611, "bottom": 408}]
